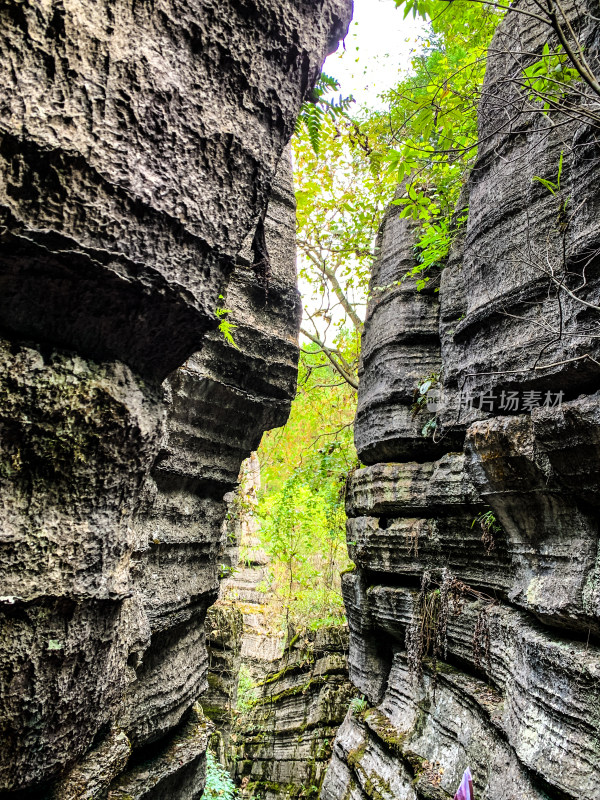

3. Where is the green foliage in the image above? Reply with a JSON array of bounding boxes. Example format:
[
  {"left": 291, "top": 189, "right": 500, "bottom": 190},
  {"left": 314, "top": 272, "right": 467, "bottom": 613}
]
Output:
[
  {"left": 522, "top": 43, "right": 579, "bottom": 112},
  {"left": 411, "top": 372, "right": 440, "bottom": 413},
  {"left": 202, "top": 751, "right": 237, "bottom": 800},
  {"left": 257, "top": 350, "right": 356, "bottom": 634},
  {"left": 236, "top": 665, "right": 258, "bottom": 713},
  {"left": 258, "top": 438, "right": 352, "bottom": 633},
  {"left": 533, "top": 150, "right": 564, "bottom": 196},
  {"left": 260, "top": 349, "right": 357, "bottom": 493},
  {"left": 472, "top": 509, "right": 501, "bottom": 554},
  {"left": 365, "top": 0, "right": 505, "bottom": 289},
  {"left": 295, "top": 73, "right": 355, "bottom": 156},
  {"left": 215, "top": 295, "right": 239, "bottom": 349},
  {"left": 349, "top": 696, "right": 369, "bottom": 715},
  {"left": 471, "top": 510, "right": 500, "bottom": 534},
  {"left": 421, "top": 417, "right": 438, "bottom": 438},
  {"left": 411, "top": 372, "right": 440, "bottom": 438},
  {"left": 396, "top": 0, "right": 444, "bottom": 19},
  {"left": 294, "top": 113, "right": 393, "bottom": 387}
]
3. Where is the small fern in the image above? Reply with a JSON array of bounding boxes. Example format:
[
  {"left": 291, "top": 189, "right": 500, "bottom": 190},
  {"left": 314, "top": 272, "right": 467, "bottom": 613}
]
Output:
[
  {"left": 349, "top": 696, "right": 368, "bottom": 714},
  {"left": 215, "top": 295, "right": 239, "bottom": 349},
  {"left": 295, "top": 73, "right": 354, "bottom": 155}
]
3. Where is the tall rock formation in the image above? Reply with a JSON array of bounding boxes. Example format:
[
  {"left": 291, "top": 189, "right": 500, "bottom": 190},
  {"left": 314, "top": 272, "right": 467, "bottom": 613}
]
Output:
[
  {"left": 322, "top": 4, "right": 600, "bottom": 800},
  {"left": 235, "top": 626, "right": 356, "bottom": 800},
  {"left": 0, "top": 1, "right": 352, "bottom": 797}
]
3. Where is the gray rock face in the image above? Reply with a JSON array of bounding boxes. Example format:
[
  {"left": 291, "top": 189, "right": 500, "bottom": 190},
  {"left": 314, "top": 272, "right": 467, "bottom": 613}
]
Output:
[
  {"left": 325, "top": 5, "right": 600, "bottom": 798},
  {"left": 0, "top": 0, "right": 351, "bottom": 380},
  {"left": 441, "top": 4, "right": 600, "bottom": 409},
  {"left": 235, "top": 627, "right": 356, "bottom": 800},
  {"left": 355, "top": 210, "right": 446, "bottom": 464},
  {"left": 355, "top": 207, "right": 462, "bottom": 464},
  {"left": 107, "top": 705, "right": 212, "bottom": 800},
  {"left": 465, "top": 404, "right": 600, "bottom": 632},
  {"left": 0, "top": 1, "right": 352, "bottom": 795},
  {"left": 0, "top": 342, "right": 163, "bottom": 790},
  {"left": 50, "top": 728, "right": 131, "bottom": 800},
  {"left": 122, "top": 163, "right": 304, "bottom": 747}
]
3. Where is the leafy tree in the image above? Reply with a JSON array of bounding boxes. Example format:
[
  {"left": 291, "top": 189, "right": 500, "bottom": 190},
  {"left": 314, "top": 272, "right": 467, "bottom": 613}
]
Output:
[
  {"left": 257, "top": 444, "right": 352, "bottom": 634},
  {"left": 358, "top": 0, "right": 504, "bottom": 289},
  {"left": 294, "top": 93, "right": 396, "bottom": 387},
  {"left": 259, "top": 348, "right": 357, "bottom": 493},
  {"left": 257, "top": 357, "right": 355, "bottom": 632},
  {"left": 381, "top": 0, "right": 599, "bottom": 289}
]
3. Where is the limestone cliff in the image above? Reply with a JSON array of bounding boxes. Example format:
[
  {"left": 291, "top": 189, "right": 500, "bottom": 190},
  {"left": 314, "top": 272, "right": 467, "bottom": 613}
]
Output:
[
  {"left": 0, "top": 1, "right": 352, "bottom": 797},
  {"left": 236, "top": 627, "right": 356, "bottom": 800},
  {"left": 322, "top": 4, "right": 600, "bottom": 799}
]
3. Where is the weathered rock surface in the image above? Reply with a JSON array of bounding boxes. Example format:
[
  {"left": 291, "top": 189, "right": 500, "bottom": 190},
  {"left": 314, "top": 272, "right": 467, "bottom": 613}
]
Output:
[
  {"left": 0, "top": 0, "right": 352, "bottom": 795},
  {"left": 441, "top": 3, "right": 600, "bottom": 409},
  {"left": 219, "top": 455, "right": 286, "bottom": 681},
  {"left": 110, "top": 156, "right": 304, "bottom": 792},
  {"left": 324, "top": 5, "right": 600, "bottom": 798},
  {"left": 0, "top": 343, "right": 163, "bottom": 791},
  {"left": 235, "top": 627, "right": 356, "bottom": 800},
  {"left": 107, "top": 705, "right": 212, "bottom": 800},
  {"left": 0, "top": 0, "right": 351, "bottom": 380},
  {"left": 201, "top": 498, "right": 357, "bottom": 799},
  {"left": 50, "top": 728, "right": 131, "bottom": 800},
  {"left": 354, "top": 209, "right": 446, "bottom": 464}
]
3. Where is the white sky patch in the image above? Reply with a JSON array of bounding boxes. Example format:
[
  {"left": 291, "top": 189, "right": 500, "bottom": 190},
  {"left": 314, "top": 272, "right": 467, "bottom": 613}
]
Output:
[{"left": 324, "top": 0, "right": 426, "bottom": 111}]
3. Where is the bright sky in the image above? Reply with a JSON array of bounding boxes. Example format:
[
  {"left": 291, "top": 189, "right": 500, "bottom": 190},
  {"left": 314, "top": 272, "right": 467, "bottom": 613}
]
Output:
[{"left": 323, "top": 0, "right": 426, "bottom": 110}]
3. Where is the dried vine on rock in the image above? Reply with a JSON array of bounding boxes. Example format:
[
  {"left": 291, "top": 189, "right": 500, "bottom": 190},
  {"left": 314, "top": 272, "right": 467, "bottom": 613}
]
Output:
[{"left": 406, "top": 570, "right": 497, "bottom": 695}]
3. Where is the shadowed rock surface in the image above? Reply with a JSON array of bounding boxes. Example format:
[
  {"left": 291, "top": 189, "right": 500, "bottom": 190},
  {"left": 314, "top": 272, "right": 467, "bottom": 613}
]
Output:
[
  {"left": 0, "top": 0, "right": 352, "bottom": 796},
  {"left": 323, "top": 3, "right": 600, "bottom": 799}
]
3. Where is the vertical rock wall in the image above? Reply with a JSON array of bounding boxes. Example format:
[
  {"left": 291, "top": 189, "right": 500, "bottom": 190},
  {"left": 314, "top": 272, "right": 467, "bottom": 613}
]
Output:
[
  {"left": 0, "top": 1, "right": 352, "bottom": 797},
  {"left": 235, "top": 627, "right": 356, "bottom": 800},
  {"left": 323, "top": 4, "right": 600, "bottom": 800}
]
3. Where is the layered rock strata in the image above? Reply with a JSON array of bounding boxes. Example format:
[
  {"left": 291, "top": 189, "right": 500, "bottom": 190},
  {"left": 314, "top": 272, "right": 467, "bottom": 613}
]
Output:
[
  {"left": 236, "top": 627, "right": 356, "bottom": 800},
  {"left": 219, "top": 454, "right": 286, "bottom": 679},
  {"left": 323, "top": 5, "right": 600, "bottom": 798},
  {"left": 118, "top": 152, "right": 303, "bottom": 761},
  {"left": 0, "top": 1, "right": 352, "bottom": 796}
]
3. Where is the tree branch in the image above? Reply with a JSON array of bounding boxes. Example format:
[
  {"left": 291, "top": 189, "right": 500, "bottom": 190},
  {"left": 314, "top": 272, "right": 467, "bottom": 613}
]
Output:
[
  {"left": 300, "top": 327, "right": 359, "bottom": 390},
  {"left": 299, "top": 245, "right": 365, "bottom": 333}
]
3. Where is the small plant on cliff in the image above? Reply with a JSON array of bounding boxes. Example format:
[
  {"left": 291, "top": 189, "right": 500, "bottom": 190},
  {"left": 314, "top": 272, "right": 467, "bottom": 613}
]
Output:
[
  {"left": 349, "top": 696, "right": 369, "bottom": 715},
  {"left": 471, "top": 510, "right": 501, "bottom": 555},
  {"left": 202, "top": 751, "right": 237, "bottom": 800},
  {"left": 532, "top": 150, "right": 565, "bottom": 197},
  {"left": 215, "top": 295, "right": 239, "bottom": 350},
  {"left": 236, "top": 665, "right": 258, "bottom": 713},
  {"left": 411, "top": 373, "right": 440, "bottom": 439},
  {"left": 295, "top": 73, "right": 355, "bottom": 156},
  {"left": 406, "top": 570, "right": 497, "bottom": 694}
]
